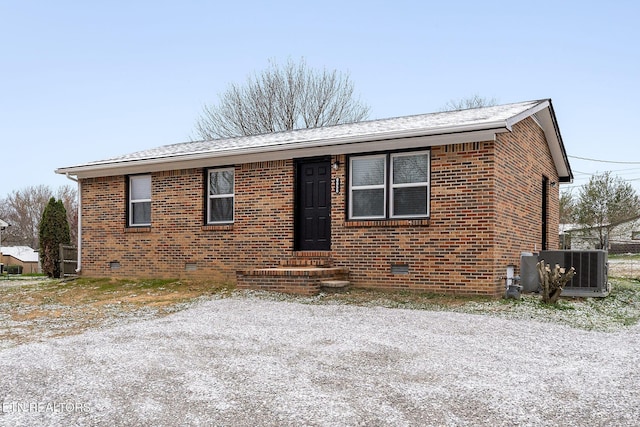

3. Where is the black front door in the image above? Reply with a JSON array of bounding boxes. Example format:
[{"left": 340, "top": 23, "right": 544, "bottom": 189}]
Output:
[{"left": 295, "top": 158, "right": 331, "bottom": 251}]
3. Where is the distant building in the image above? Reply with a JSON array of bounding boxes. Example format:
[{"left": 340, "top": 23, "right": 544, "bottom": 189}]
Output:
[
  {"left": 1, "top": 246, "right": 41, "bottom": 274},
  {"left": 560, "top": 216, "right": 640, "bottom": 253}
]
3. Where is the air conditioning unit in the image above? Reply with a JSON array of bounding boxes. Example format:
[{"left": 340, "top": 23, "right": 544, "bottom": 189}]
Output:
[{"left": 538, "top": 250, "right": 609, "bottom": 297}]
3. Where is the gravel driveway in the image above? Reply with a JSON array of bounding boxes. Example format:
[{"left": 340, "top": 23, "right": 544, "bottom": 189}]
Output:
[{"left": 1, "top": 296, "right": 639, "bottom": 426}]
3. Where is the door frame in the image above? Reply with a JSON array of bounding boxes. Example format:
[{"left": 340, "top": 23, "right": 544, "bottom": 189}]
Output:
[
  {"left": 542, "top": 175, "right": 549, "bottom": 250},
  {"left": 294, "top": 156, "right": 332, "bottom": 251}
]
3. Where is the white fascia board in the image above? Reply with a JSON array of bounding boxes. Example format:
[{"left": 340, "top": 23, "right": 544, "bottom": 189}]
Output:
[
  {"left": 58, "top": 120, "right": 510, "bottom": 173},
  {"left": 501, "top": 99, "right": 572, "bottom": 182},
  {"left": 533, "top": 105, "right": 572, "bottom": 182},
  {"left": 58, "top": 128, "right": 505, "bottom": 179},
  {"left": 504, "top": 99, "right": 549, "bottom": 130}
]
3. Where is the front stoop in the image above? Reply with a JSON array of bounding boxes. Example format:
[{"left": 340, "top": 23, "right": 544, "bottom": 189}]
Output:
[
  {"left": 281, "top": 251, "right": 334, "bottom": 268},
  {"left": 237, "top": 252, "right": 349, "bottom": 295},
  {"left": 319, "top": 279, "right": 350, "bottom": 293}
]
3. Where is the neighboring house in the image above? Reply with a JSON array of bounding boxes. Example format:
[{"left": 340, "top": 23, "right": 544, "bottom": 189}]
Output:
[
  {"left": 560, "top": 216, "right": 640, "bottom": 253},
  {"left": 56, "top": 99, "right": 572, "bottom": 296},
  {"left": 0, "top": 246, "right": 41, "bottom": 274}
]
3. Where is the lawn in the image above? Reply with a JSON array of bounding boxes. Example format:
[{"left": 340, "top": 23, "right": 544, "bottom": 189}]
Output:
[
  {"left": 0, "top": 277, "right": 231, "bottom": 348},
  {"left": 2, "top": 273, "right": 639, "bottom": 349}
]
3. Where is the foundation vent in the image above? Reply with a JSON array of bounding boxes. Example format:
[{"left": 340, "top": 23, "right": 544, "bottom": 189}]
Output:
[{"left": 391, "top": 264, "right": 409, "bottom": 274}]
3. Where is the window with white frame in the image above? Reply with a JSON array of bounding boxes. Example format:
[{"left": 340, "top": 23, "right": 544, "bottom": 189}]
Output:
[
  {"left": 207, "top": 168, "right": 234, "bottom": 223},
  {"left": 349, "top": 150, "right": 429, "bottom": 219},
  {"left": 129, "top": 175, "right": 151, "bottom": 226},
  {"left": 350, "top": 155, "right": 386, "bottom": 219}
]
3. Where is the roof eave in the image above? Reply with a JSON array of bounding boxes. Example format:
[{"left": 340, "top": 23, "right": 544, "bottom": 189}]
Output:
[
  {"left": 56, "top": 100, "right": 573, "bottom": 182},
  {"left": 56, "top": 122, "right": 510, "bottom": 178},
  {"left": 537, "top": 100, "right": 573, "bottom": 182}
]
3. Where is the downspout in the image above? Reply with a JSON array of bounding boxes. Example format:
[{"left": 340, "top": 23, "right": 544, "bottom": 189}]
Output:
[{"left": 65, "top": 173, "right": 82, "bottom": 273}]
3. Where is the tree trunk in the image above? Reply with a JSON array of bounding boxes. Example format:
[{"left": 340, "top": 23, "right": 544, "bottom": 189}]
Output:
[{"left": 537, "top": 260, "right": 576, "bottom": 304}]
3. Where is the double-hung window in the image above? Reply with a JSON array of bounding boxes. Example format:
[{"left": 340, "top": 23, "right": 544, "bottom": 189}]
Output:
[
  {"left": 350, "top": 155, "right": 387, "bottom": 219},
  {"left": 349, "top": 150, "right": 429, "bottom": 219},
  {"left": 207, "top": 168, "right": 234, "bottom": 223},
  {"left": 129, "top": 175, "right": 151, "bottom": 226}
]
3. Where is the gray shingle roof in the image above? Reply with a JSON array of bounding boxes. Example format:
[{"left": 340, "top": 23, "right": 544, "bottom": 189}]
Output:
[
  {"left": 76, "top": 100, "right": 544, "bottom": 167},
  {"left": 1, "top": 246, "right": 39, "bottom": 263},
  {"left": 56, "top": 99, "right": 571, "bottom": 181}
]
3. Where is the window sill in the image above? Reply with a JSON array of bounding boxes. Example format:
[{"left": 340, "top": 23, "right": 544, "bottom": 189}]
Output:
[
  {"left": 345, "top": 219, "right": 430, "bottom": 227},
  {"left": 202, "top": 224, "right": 234, "bottom": 231},
  {"left": 124, "top": 226, "right": 151, "bottom": 233}
]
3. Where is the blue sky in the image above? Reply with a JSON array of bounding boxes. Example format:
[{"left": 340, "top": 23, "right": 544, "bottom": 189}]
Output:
[{"left": 1, "top": 0, "right": 639, "bottom": 195}]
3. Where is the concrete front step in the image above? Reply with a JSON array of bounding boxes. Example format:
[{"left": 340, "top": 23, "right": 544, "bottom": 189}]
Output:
[
  {"left": 236, "top": 266, "right": 349, "bottom": 296},
  {"left": 320, "top": 280, "right": 350, "bottom": 290}
]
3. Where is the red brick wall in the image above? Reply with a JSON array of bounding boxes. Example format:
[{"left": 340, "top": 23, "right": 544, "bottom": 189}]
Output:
[
  {"left": 80, "top": 161, "right": 294, "bottom": 281},
  {"left": 79, "top": 119, "right": 560, "bottom": 296},
  {"left": 331, "top": 118, "right": 559, "bottom": 296},
  {"left": 331, "top": 142, "right": 498, "bottom": 295},
  {"left": 493, "top": 117, "right": 560, "bottom": 275}
]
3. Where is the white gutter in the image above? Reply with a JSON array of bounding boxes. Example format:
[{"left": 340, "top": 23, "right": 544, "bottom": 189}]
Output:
[
  {"left": 56, "top": 125, "right": 508, "bottom": 178},
  {"left": 54, "top": 99, "right": 572, "bottom": 182},
  {"left": 65, "top": 173, "right": 81, "bottom": 273}
]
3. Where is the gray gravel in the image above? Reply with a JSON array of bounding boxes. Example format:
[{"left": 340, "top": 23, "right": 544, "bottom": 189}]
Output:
[{"left": 0, "top": 296, "right": 639, "bottom": 426}]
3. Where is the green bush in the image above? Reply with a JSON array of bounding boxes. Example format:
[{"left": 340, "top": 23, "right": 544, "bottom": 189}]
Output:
[
  {"left": 5, "top": 265, "right": 23, "bottom": 275},
  {"left": 39, "top": 197, "right": 71, "bottom": 278}
]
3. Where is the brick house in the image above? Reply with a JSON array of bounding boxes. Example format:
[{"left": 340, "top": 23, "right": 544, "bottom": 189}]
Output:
[
  {"left": 56, "top": 99, "right": 572, "bottom": 296},
  {"left": 1, "top": 246, "right": 41, "bottom": 274}
]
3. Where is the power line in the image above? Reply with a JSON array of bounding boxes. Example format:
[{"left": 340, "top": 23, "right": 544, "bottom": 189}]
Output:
[{"left": 568, "top": 155, "right": 640, "bottom": 165}]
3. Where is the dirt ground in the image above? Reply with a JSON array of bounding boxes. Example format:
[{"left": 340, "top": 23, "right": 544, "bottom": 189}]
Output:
[
  {"left": 0, "top": 264, "right": 638, "bottom": 425},
  {"left": 608, "top": 258, "right": 640, "bottom": 279},
  {"left": 0, "top": 296, "right": 638, "bottom": 426},
  {"left": 0, "top": 277, "right": 231, "bottom": 349},
  {"left": 1, "top": 260, "right": 639, "bottom": 350}
]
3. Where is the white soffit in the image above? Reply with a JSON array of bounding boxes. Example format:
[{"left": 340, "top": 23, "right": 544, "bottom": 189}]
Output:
[{"left": 61, "top": 128, "right": 505, "bottom": 178}]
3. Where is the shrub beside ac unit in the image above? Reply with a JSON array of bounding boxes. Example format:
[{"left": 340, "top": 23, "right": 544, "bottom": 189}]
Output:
[{"left": 538, "top": 250, "right": 609, "bottom": 297}]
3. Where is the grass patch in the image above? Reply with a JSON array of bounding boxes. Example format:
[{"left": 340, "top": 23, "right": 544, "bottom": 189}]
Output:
[
  {"left": 243, "top": 278, "right": 640, "bottom": 332},
  {"left": 459, "top": 278, "right": 640, "bottom": 331},
  {"left": 0, "top": 277, "right": 234, "bottom": 348},
  {"left": 609, "top": 253, "right": 640, "bottom": 260},
  {"left": 540, "top": 299, "right": 575, "bottom": 311},
  {"left": 315, "top": 288, "right": 494, "bottom": 310},
  {"left": 2, "top": 276, "right": 639, "bottom": 349}
]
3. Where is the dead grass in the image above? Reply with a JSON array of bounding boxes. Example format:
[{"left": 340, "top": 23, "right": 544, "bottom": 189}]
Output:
[
  {"left": 313, "top": 287, "right": 494, "bottom": 309},
  {"left": 0, "top": 279, "right": 496, "bottom": 348},
  {"left": 2, "top": 273, "right": 640, "bottom": 349},
  {"left": 0, "top": 277, "right": 233, "bottom": 348}
]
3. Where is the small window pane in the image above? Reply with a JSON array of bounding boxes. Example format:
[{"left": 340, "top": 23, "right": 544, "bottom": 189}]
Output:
[
  {"left": 132, "top": 201, "right": 151, "bottom": 225},
  {"left": 393, "top": 154, "right": 428, "bottom": 184},
  {"left": 210, "top": 170, "right": 234, "bottom": 195},
  {"left": 352, "top": 189, "right": 384, "bottom": 217},
  {"left": 131, "top": 175, "right": 151, "bottom": 200},
  {"left": 352, "top": 157, "right": 385, "bottom": 186},
  {"left": 209, "top": 198, "right": 233, "bottom": 222},
  {"left": 393, "top": 187, "right": 427, "bottom": 216}
]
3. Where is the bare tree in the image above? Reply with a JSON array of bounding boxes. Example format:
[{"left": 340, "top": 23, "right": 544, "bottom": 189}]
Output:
[
  {"left": 0, "top": 185, "right": 77, "bottom": 249},
  {"left": 441, "top": 94, "right": 498, "bottom": 112},
  {"left": 0, "top": 185, "right": 51, "bottom": 248},
  {"left": 575, "top": 171, "right": 640, "bottom": 248},
  {"left": 194, "top": 58, "right": 370, "bottom": 140},
  {"left": 559, "top": 189, "right": 576, "bottom": 224},
  {"left": 56, "top": 185, "right": 78, "bottom": 245}
]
